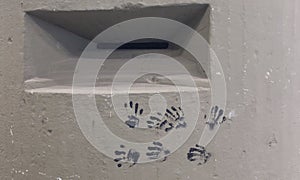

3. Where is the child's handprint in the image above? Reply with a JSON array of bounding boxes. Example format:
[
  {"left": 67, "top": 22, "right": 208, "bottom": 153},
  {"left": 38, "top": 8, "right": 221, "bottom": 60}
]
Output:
[
  {"left": 124, "top": 101, "right": 144, "bottom": 128},
  {"left": 114, "top": 145, "right": 140, "bottom": 167},
  {"left": 146, "top": 141, "right": 170, "bottom": 160},
  {"left": 205, "top": 106, "right": 224, "bottom": 130},
  {"left": 187, "top": 105, "right": 227, "bottom": 166},
  {"left": 147, "top": 112, "right": 163, "bottom": 128},
  {"left": 187, "top": 144, "right": 211, "bottom": 165},
  {"left": 148, "top": 106, "right": 186, "bottom": 132}
]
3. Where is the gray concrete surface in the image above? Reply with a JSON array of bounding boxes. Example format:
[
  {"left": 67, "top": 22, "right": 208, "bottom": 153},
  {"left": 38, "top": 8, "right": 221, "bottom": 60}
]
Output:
[
  {"left": 1, "top": 0, "right": 300, "bottom": 179},
  {"left": 23, "top": 4, "right": 209, "bottom": 88}
]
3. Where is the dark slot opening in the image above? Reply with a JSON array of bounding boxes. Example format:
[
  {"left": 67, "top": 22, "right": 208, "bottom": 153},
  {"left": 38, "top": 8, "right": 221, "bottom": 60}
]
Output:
[
  {"left": 118, "top": 42, "right": 169, "bottom": 49},
  {"left": 97, "top": 39, "right": 169, "bottom": 50}
]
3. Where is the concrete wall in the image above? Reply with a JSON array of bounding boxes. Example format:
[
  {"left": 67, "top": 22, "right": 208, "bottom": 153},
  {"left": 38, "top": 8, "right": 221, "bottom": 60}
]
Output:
[{"left": 1, "top": 0, "right": 300, "bottom": 179}]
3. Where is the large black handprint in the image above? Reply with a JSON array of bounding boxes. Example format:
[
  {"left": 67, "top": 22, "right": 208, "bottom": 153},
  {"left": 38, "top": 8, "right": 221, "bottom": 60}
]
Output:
[
  {"left": 148, "top": 106, "right": 186, "bottom": 132},
  {"left": 187, "top": 144, "right": 211, "bottom": 165}
]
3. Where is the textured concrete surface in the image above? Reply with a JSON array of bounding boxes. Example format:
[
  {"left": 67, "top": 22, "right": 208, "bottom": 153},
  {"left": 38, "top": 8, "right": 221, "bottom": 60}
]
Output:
[
  {"left": 1, "top": 0, "right": 300, "bottom": 179},
  {"left": 23, "top": 4, "right": 209, "bottom": 87}
]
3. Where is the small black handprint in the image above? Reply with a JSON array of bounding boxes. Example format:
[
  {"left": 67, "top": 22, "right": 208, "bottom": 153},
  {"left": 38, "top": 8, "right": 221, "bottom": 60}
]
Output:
[
  {"left": 124, "top": 101, "right": 144, "bottom": 128},
  {"left": 148, "top": 106, "right": 186, "bottom": 132},
  {"left": 187, "top": 144, "right": 211, "bottom": 165},
  {"left": 205, "top": 106, "right": 224, "bottom": 130},
  {"left": 114, "top": 145, "right": 140, "bottom": 167},
  {"left": 146, "top": 141, "right": 170, "bottom": 160}
]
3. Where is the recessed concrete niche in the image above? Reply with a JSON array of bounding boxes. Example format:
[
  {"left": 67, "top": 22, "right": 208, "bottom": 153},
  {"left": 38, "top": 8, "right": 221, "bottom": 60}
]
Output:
[{"left": 24, "top": 4, "right": 210, "bottom": 93}]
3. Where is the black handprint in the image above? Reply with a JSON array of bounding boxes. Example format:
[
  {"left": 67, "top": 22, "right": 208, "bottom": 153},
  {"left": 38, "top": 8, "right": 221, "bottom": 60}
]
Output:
[
  {"left": 165, "top": 106, "right": 186, "bottom": 130},
  {"left": 187, "top": 144, "right": 211, "bottom": 165},
  {"left": 147, "top": 112, "right": 163, "bottom": 128},
  {"left": 114, "top": 145, "right": 140, "bottom": 167},
  {"left": 146, "top": 141, "right": 170, "bottom": 160},
  {"left": 166, "top": 106, "right": 184, "bottom": 121},
  {"left": 148, "top": 106, "right": 186, "bottom": 132},
  {"left": 205, "top": 106, "right": 224, "bottom": 130},
  {"left": 124, "top": 101, "right": 144, "bottom": 128}
]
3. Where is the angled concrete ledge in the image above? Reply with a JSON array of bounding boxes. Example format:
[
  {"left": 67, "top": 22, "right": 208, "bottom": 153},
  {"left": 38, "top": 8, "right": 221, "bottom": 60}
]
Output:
[{"left": 24, "top": 3, "right": 210, "bottom": 94}]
